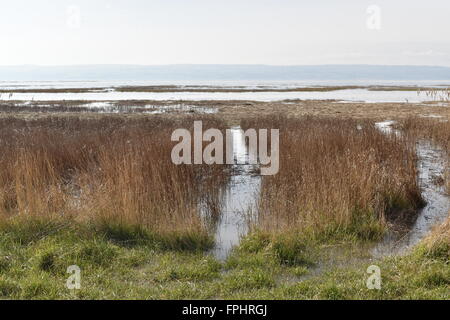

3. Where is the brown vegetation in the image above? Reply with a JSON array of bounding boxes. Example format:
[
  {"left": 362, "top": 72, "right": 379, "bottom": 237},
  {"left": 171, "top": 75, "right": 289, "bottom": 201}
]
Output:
[
  {"left": 242, "top": 116, "right": 424, "bottom": 240},
  {"left": 400, "top": 118, "right": 450, "bottom": 193},
  {"left": 0, "top": 114, "right": 446, "bottom": 247},
  {"left": 0, "top": 116, "right": 229, "bottom": 241},
  {"left": 423, "top": 214, "right": 450, "bottom": 258}
]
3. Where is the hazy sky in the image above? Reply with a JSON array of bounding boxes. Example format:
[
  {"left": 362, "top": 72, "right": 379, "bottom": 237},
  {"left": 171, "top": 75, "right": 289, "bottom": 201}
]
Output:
[{"left": 1, "top": 0, "right": 450, "bottom": 66}]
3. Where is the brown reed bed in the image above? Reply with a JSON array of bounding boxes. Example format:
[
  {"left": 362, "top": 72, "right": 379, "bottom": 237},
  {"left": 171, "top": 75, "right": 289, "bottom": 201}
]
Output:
[
  {"left": 0, "top": 114, "right": 443, "bottom": 252},
  {"left": 242, "top": 116, "right": 424, "bottom": 243},
  {"left": 400, "top": 117, "right": 450, "bottom": 151},
  {"left": 0, "top": 116, "right": 230, "bottom": 250},
  {"left": 399, "top": 117, "right": 450, "bottom": 193}
]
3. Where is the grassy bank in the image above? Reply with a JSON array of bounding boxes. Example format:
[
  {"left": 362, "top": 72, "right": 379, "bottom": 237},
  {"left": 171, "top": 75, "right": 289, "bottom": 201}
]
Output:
[{"left": 0, "top": 216, "right": 448, "bottom": 299}]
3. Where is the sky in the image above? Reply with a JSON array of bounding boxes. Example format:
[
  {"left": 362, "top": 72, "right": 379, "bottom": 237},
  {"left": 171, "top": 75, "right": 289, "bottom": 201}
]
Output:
[{"left": 1, "top": 0, "right": 450, "bottom": 66}]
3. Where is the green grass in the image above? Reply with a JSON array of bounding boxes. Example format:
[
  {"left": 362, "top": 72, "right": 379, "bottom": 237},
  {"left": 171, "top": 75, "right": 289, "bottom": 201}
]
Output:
[{"left": 0, "top": 219, "right": 448, "bottom": 300}]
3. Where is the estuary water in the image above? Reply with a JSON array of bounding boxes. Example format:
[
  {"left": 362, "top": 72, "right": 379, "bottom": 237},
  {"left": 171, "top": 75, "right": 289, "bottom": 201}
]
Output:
[{"left": 1, "top": 80, "right": 449, "bottom": 103}]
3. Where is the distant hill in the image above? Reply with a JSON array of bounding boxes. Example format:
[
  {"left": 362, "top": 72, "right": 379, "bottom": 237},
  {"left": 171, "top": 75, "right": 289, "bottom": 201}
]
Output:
[{"left": 1, "top": 64, "right": 450, "bottom": 81}]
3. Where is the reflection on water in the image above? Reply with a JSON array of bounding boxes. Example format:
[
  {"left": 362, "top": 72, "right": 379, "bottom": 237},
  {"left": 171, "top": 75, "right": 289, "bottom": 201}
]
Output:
[
  {"left": 373, "top": 122, "right": 450, "bottom": 257},
  {"left": 1, "top": 80, "right": 450, "bottom": 90},
  {"left": 7, "top": 101, "right": 218, "bottom": 114},
  {"left": 207, "top": 127, "right": 261, "bottom": 260},
  {"left": 0, "top": 89, "right": 447, "bottom": 103},
  {"left": 374, "top": 120, "right": 396, "bottom": 134},
  {"left": 205, "top": 122, "right": 449, "bottom": 261}
]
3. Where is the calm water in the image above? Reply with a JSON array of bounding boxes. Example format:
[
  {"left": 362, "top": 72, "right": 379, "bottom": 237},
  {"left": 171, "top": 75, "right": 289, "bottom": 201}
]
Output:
[
  {"left": 0, "top": 89, "right": 442, "bottom": 103},
  {"left": 210, "top": 122, "right": 450, "bottom": 260},
  {"left": 208, "top": 128, "right": 261, "bottom": 260},
  {"left": 373, "top": 122, "right": 450, "bottom": 257},
  {"left": 1, "top": 79, "right": 450, "bottom": 90},
  {"left": 1, "top": 80, "right": 449, "bottom": 103}
]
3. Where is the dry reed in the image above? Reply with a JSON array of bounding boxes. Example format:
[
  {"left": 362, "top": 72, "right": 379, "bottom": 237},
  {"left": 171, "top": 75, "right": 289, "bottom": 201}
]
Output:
[
  {"left": 0, "top": 116, "right": 230, "bottom": 241},
  {"left": 400, "top": 117, "right": 450, "bottom": 194},
  {"left": 242, "top": 116, "right": 423, "bottom": 240}
]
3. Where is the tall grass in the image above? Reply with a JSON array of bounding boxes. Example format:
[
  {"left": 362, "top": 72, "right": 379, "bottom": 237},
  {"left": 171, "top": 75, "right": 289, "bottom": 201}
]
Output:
[
  {"left": 0, "top": 115, "right": 443, "bottom": 249},
  {"left": 242, "top": 116, "right": 423, "bottom": 241},
  {"left": 400, "top": 117, "right": 450, "bottom": 194},
  {"left": 420, "top": 214, "right": 450, "bottom": 260},
  {"left": 0, "top": 116, "right": 229, "bottom": 249}
]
